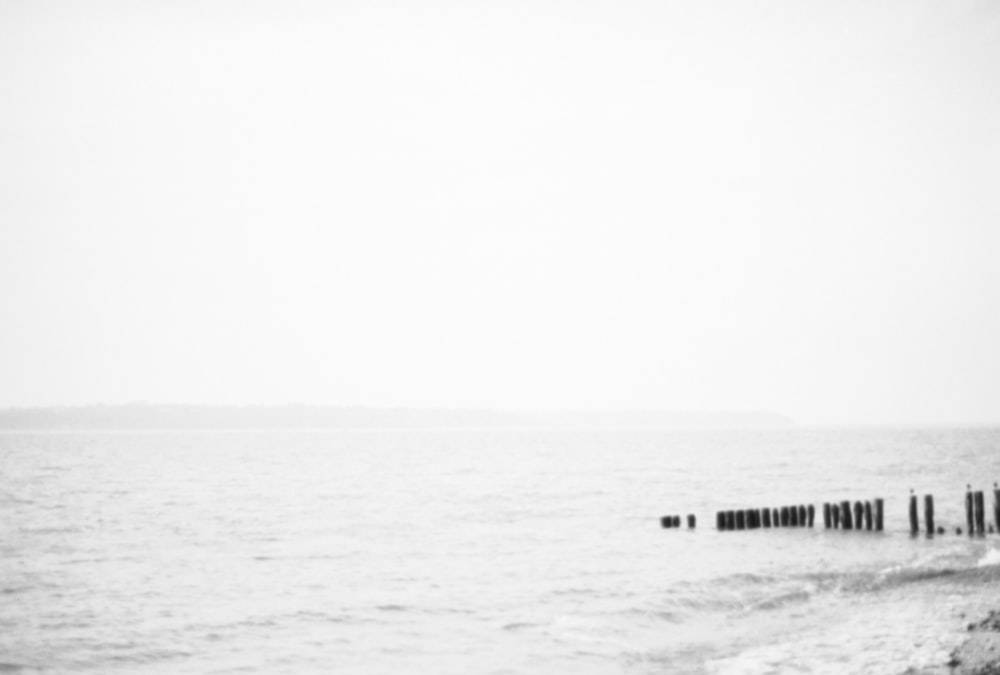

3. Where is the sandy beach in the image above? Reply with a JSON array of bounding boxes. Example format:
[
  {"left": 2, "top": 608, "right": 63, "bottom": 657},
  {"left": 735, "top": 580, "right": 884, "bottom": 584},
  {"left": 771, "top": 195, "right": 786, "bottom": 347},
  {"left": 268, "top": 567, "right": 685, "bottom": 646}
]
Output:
[{"left": 908, "top": 600, "right": 1000, "bottom": 675}]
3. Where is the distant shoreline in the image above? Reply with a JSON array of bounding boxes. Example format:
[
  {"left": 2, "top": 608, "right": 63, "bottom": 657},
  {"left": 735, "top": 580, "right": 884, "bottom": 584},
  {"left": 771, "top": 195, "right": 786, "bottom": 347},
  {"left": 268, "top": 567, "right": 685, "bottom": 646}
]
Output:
[{"left": 0, "top": 404, "right": 792, "bottom": 431}]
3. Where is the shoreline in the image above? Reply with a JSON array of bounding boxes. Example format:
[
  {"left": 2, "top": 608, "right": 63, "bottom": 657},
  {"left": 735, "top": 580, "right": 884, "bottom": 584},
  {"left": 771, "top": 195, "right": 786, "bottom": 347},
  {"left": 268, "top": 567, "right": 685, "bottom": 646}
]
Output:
[{"left": 907, "top": 610, "right": 1000, "bottom": 675}]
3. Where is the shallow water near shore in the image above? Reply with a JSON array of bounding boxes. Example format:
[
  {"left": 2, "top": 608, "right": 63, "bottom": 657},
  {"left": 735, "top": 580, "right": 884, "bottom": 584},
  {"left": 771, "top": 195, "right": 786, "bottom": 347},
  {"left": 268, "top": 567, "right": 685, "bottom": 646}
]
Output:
[{"left": 2, "top": 427, "right": 999, "bottom": 673}]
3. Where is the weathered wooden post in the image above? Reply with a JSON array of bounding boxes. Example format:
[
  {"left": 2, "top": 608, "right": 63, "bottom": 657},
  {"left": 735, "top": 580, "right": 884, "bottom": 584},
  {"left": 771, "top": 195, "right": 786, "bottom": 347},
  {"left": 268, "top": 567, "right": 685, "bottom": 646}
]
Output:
[
  {"left": 807, "top": 504, "right": 815, "bottom": 527},
  {"left": 772, "top": 508, "right": 779, "bottom": 527},
  {"left": 661, "top": 516, "right": 673, "bottom": 528},
  {"left": 762, "top": 508, "right": 772, "bottom": 528},
  {"left": 853, "top": 502, "right": 863, "bottom": 530},
  {"left": 924, "top": 495, "right": 934, "bottom": 535},
  {"left": 726, "top": 511, "right": 735, "bottom": 530},
  {"left": 994, "top": 483, "right": 1000, "bottom": 533},
  {"left": 909, "top": 491, "right": 918, "bottom": 535},
  {"left": 864, "top": 501, "right": 873, "bottom": 530},
  {"left": 717, "top": 512, "right": 725, "bottom": 530},
  {"left": 833, "top": 503, "right": 841, "bottom": 529},
  {"left": 975, "top": 491, "right": 985, "bottom": 535},
  {"left": 874, "top": 498, "right": 884, "bottom": 531},
  {"left": 798, "top": 505, "right": 807, "bottom": 527},
  {"left": 966, "top": 485, "right": 974, "bottom": 535},
  {"left": 841, "top": 500, "right": 853, "bottom": 530},
  {"left": 780, "top": 506, "right": 790, "bottom": 527},
  {"left": 790, "top": 505, "right": 799, "bottom": 527},
  {"left": 823, "top": 503, "right": 831, "bottom": 528},
  {"left": 688, "top": 514, "right": 696, "bottom": 529},
  {"left": 736, "top": 510, "right": 746, "bottom": 530}
]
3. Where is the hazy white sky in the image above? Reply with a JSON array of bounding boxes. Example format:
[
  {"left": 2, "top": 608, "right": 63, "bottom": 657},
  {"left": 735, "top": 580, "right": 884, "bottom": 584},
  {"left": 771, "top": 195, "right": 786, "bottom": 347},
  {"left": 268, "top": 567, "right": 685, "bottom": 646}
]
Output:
[{"left": 1, "top": 0, "right": 998, "bottom": 423}]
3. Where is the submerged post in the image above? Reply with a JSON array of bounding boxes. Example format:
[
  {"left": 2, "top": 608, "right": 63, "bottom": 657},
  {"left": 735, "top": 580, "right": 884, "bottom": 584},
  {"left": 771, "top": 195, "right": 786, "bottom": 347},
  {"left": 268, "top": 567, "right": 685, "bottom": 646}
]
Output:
[
  {"left": 717, "top": 512, "right": 726, "bottom": 530},
  {"left": 874, "top": 498, "right": 884, "bottom": 531},
  {"left": 798, "top": 505, "right": 807, "bottom": 527},
  {"left": 726, "top": 511, "right": 735, "bottom": 530},
  {"left": 975, "top": 491, "right": 985, "bottom": 535},
  {"left": 924, "top": 495, "right": 935, "bottom": 536},
  {"left": 688, "top": 514, "right": 696, "bottom": 529},
  {"left": 736, "top": 510, "right": 746, "bottom": 530},
  {"left": 841, "top": 500, "right": 853, "bottom": 530},
  {"left": 833, "top": 503, "right": 842, "bottom": 529},
  {"left": 853, "top": 502, "right": 863, "bottom": 530},
  {"left": 772, "top": 508, "right": 780, "bottom": 527},
  {"left": 864, "top": 501, "right": 873, "bottom": 531},
  {"left": 661, "top": 516, "right": 673, "bottom": 528},
  {"left": 780, "top": 506, "right": 790, "bottom": 527},
  {"left": 762, "top": 508, "right": 772, "bottom": 528},
  {"left": 909, "top": 491, "right": 918, "bottom": 535},
  {"left": 966, "top": 485, "right": 974, "bottom": 535},
  {"left": 823, "top": 503, "right": 832, "bottom": 529},
  {"left": 807, "top": 504, "right": 815, "bottom": 527}
]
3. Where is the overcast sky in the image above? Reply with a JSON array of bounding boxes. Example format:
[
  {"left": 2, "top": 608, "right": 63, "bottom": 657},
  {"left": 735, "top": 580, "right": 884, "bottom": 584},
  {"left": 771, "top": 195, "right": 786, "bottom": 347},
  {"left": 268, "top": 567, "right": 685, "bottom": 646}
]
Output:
[{"left": 1, "top": 0, "right": 998, "bottom": 424}]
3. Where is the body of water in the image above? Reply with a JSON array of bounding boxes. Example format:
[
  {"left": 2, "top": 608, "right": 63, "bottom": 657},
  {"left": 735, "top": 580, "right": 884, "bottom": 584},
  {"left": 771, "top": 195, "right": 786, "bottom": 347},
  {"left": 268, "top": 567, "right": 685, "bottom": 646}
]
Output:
[{"left": 2, "top": 427, "right": 999, "bottom": 673}]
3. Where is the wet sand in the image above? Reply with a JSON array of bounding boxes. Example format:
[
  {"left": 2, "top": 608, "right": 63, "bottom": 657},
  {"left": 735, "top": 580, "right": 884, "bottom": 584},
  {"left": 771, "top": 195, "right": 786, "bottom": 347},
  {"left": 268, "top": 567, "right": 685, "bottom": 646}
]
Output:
[{"left": 907, "top": 610, "right": 1000, "bottom": 675}]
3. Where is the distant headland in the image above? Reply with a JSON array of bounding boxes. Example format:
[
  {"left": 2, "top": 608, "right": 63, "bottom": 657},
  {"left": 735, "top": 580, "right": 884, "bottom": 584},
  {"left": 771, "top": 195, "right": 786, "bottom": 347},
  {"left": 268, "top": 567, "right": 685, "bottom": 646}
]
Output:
[{"left": 0, "top": 404, "right": 792, "bottom": 430}]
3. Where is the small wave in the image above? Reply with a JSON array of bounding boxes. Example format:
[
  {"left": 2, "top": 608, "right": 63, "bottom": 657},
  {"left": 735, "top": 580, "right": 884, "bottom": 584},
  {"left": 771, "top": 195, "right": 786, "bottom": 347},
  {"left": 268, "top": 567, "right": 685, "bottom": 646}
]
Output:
[
  {"left": 976, "top": 548, "right": 1000, "bottom": 568},
  {"left": 748, "top": 588, "right": 812, "bottom": 611},
  {"left": 376, "top": 604, "right": 408, "bottom": 612},
  {"left": 502, "top": 621, "right": 540, "bottom": 631}
]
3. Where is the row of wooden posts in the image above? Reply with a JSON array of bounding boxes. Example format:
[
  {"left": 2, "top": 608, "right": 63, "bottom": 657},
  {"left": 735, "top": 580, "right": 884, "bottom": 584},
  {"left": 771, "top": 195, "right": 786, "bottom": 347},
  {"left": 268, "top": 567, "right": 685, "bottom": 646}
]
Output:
[
  {"left": 661, "top": 484, "right": 1000, "bottom": 534},
  {"left": 715, "top": 504, "right": 817, "bottom": 530},
  {"left": 907, "top": 486, "right": 1000, "bottom": 536}
]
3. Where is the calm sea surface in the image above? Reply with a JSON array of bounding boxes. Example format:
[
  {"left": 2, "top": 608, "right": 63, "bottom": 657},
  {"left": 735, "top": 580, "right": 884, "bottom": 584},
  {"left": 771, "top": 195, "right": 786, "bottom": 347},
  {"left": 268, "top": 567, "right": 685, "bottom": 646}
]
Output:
[{"left": 2, "top": 427, "right": 999, "bottom": 674}]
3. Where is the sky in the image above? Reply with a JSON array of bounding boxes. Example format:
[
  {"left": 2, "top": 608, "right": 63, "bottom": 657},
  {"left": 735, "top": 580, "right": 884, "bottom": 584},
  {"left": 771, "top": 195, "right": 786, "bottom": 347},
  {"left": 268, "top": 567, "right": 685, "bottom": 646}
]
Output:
[{"left": 1, "top": 0, "right": 999, "bottom": 424}]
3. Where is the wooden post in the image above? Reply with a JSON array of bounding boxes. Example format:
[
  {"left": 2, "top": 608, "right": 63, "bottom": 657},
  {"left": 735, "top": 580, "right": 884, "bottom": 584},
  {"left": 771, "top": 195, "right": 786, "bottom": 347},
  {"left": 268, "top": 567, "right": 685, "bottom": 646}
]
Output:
[
  {"left": 994, "top": 483, "right": 1000, "bottom": 534},
  {"left": 975, "top": 491, "right": 985, "bottom": 535},
  {"left": 966, "top": 485, "right": 974, "bottom": 535},
  {"left": 762, "top": 508, "right": 772, "bottom": 528},
  {"left": 853, "top": 502, "right": 863, "bottom": 530},
  {"left": 874, "top": 498, "right": 884, "bottom": 531},
  {"left": 688, "top": 514, "right": 696, "bottom": 529},
  {"left": 726, "top": 511, "right": 735, "bottom": 530},
  {"left": 807, "top": 504, "right": 815, "bottom": 527},
  {"left": 780, "top": 506, "right": 790, "bottom": 527},
  {"left": 736, "top": 510, "right": 746, "bottom": 530},
  {"left": 789, "top": 505, "right": 799, "bottom": 527},
  {"left": 841, "top": 500, "right": 853, "bottom": 530},
  {"left": 864, "top": 501, "right": 873, "bottom": 530},
  {"left": 717, "top": 512, "right": 726, "bottom": 530},
  {"left": 673, "top": 515, "right": 681, "bottom": 528},
  {"left": 833, "top": 503, "right": 841, "bottom": 529},
  {"left": 772, "top": 508, "right": 779, "bottom": 527},
  {"left": 924, "top": 494, "right": 934, "bottom": 535},
  {"left": 798, "top": 505, "right": 807, "bottom": 527},
  {"left": 823, "top": 503, "right": 831, "bottom": 528},
  {"left": 661, "top": 516, "right": 673, "bottom": 528},
  {"left": 909, "top": 491, "right": 918, "bottom": 535}
]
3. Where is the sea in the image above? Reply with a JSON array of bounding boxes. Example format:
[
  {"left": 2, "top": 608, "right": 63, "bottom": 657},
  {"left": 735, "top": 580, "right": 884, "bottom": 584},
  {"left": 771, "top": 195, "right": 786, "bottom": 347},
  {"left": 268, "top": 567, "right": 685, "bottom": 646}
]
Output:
[{"left": 2, "top": 426, "right": 999, "bottom": 674}]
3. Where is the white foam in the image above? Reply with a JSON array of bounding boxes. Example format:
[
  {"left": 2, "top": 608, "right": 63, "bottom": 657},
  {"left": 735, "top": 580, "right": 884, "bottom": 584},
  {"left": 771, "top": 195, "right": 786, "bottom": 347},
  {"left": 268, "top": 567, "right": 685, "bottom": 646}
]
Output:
[{"left": 976, "top": 547, "right": 1000, "bottom": 568}]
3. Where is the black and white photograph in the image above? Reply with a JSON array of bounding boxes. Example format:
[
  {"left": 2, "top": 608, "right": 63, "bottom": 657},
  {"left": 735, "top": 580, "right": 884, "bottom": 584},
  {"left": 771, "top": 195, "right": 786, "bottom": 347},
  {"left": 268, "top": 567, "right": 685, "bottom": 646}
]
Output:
[{"left": 2, "top": 1, "right": 999, "bottom": 673}]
